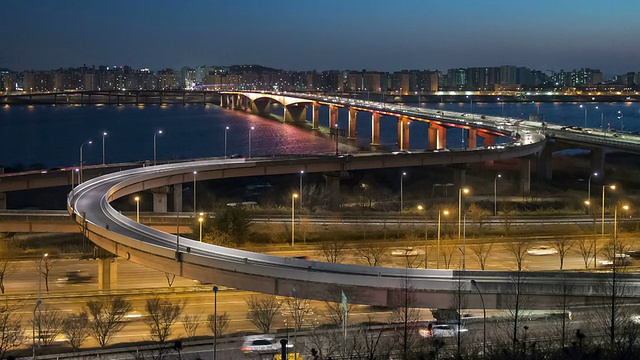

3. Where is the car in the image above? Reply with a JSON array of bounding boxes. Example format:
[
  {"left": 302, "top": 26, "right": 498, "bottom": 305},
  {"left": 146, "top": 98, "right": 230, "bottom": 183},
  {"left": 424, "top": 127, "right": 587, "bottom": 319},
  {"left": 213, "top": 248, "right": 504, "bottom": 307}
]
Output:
[
  {"left": 392, "top": 150, "right": 412, "bottom": 155},
  {"left": 419, "top": 323, "right": 468, "bottom": 338},
  {"left": 391, "top": 247, "right": 419, "bottom": 256},
  {"left": 57, "top": 270, "right": 93, "bottom": 284},
  {"left": 527, "top": 246, "right": 558, "bottom": 256},
  {"left": 241, "top": 335, "right": 291, "bottom": 354},
  {"left": 631, "top": 315, "right": 640, "bottom": 325}
]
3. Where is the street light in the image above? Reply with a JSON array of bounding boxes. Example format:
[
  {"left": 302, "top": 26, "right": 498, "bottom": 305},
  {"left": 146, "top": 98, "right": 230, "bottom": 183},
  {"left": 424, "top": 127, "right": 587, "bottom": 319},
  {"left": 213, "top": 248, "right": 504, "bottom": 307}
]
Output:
[
  {"left": 595, "top": 106, "right": 604, "bottom": 134},
  {"left": 291, "top": 193, "right": 298, "bottom": 246},
  {"left": 418, "top": 205, "right": 429, "bottom": 269},
  {"left": 198, "top": 215, "right": 204, "bottom": 242},
  {"left": 458, "top": 188, "right": 470, "bottom": 270},
  {"left": 224, "top": 126, "right": 230, "bottom": 159},
  {"left": 79, "top": 140, "right": 92, "bottom": 184},
  {"left": 134, "top": 196, "right": 140, "bottom": 222},
  {"left": 580, "top": 104, "right": 587, "bottom": 128},
  {"left": 175, "top": 186, "right": 190, "bottom": 261},
  {"left": 498, "top": 97, "right": 504, "bottom": 119},
  {"left": 618, "top": 111, "right": 624, "bottom": 132},
  {"left": 102, "top": 132, "right": 108, "bottom": 165},
  {"left": 470, "top": 280, "right": 486, "bottom": 357},
  {"left": 299, "top": 170, "right": 304, "bottom": 208},
  {"left": 213, "top": 285, "right": 219, "bottom": 360},
  {"left": 193, "top": 171, "right": 198, "bottom": 214},
  {"left": 437, "top": 210, "right": 449, "bottom": 269},
  {"left": 599, "top": 184, "right": 616, "bottom": 267},
  {"left": 614, "top": 205, "right": 629, "bottom": 244},
  {"left": 494, "top": 174, "right": 501, "bottom": 216},
  {"left": 400, "top": 172, "right": 407, "bottom": 213},
  {"left": 153, "top": 130, "right": 163, "bottom": 165},
  {"left": 248, "top": 126, "right": 255, "bottom": 158},
  {"left": 36, "top": 252, "right": 48, "bottom": 350},
  {"left": 588, "top": 172, "right": 598, "bottom": 205}
]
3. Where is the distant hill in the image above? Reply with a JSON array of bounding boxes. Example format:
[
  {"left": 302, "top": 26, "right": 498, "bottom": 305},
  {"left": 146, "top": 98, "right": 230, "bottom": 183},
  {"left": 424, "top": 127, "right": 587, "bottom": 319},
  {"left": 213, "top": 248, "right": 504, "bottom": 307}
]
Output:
[{"left": 228, "top": 64, "right": 282, "bottom": 74}]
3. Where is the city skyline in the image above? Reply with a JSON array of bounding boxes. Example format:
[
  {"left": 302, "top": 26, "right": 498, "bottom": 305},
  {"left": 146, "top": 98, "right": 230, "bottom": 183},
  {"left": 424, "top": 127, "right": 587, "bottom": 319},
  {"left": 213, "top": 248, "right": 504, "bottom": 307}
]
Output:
[{"left": 2, "top": 0, "right": 639, "bottom": 75}]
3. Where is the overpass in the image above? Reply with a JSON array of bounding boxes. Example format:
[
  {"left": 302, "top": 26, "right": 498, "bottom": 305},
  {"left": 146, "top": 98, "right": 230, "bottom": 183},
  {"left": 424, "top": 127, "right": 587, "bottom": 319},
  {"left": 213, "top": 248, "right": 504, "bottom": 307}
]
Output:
[{"left": 66, "top": 148, "right": 640, "bottom": 310}]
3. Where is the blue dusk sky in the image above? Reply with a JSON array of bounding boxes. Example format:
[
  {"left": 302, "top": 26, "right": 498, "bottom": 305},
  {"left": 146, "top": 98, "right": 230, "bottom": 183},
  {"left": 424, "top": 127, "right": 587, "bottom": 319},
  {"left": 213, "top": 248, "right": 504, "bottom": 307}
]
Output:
[{"left": 2, "top": 0, "right": 639, "bottom": 74}]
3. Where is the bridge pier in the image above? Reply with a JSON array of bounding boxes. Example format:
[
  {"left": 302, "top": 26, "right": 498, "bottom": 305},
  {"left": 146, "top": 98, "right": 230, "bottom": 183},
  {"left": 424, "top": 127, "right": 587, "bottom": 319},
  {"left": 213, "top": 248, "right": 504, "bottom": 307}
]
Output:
[
  {"left": 537, "top": 144, "right": 554, "bottom": 180},
  {"left": 370, "top": 112, "right": 381, "bottom": 147},
  {"left": 284, "top": 104, "right": 307, "bottom": 124},
  {"left": 453, "top": 166, "right": 467, "bottom": 190},
  {"left": 173, "top": 184, "right": 183, "bottom": 212},
  {"left": 397, "top": 116, "right": 410, "bottom": 150},
  {"left": 0, "top": 167, "right": 4, "bottom": 210},
  {"left": 324, "top": 172, "right": 342, "bottom": 211},
  {"left": 520, "top": 157, "right": 532, "bottom": 195},
  {"left": 152, "top": 186, "right": 170, "bottom": 213},
  {"left": 428, "top": 124, "right": 447, "bottom": 149},
  {"left": 329, "top": 105, "right": 338, "bottom": 129},
  {"left": 311, "top": 103, "right": 320, "bottom": 130},
  {"left": 98, "top": 258, "right": 118, "bottom": 291},
  {"left": 252, "top": 99, "right": 271, "bottom": 116},
  {"left": 590, "top": 148, "right": 606, "bottom": 179},
  {"left": 467, "top": 128, "right": 477, "bottom": 148},
  {"left": 348, "top": 108, "right": 357, "bottom": 139}
]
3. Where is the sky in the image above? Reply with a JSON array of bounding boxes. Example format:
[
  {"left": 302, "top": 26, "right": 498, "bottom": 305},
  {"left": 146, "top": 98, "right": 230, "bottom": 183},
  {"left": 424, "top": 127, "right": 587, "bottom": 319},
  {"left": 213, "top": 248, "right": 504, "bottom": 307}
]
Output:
[{"left": 2, "top": 0, "right": 640, "bottom": 75}]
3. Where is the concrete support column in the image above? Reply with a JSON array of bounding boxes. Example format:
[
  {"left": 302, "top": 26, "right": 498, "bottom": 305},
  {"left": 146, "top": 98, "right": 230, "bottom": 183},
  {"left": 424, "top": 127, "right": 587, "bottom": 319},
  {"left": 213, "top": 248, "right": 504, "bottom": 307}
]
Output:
[
  {"left": 173, "top": 184, "right": 183, "bottom": 212},
  {"left": 429, "top": 124, "right": 447, "bottom": 149},
  {"left": 467, "top": 128, "right": 477, "bottom": 148},
  {"left": 0, "top": 167, "right": 5, "bottom": 210},
  {"left": 98, "top": 258, "right": 117, "bottom": 291},
  {"left": 536, "top": 144, "right": 554, "bottom": 181},
  {"left": 348, "top": 108, "right": 357, "bottom": 139},
  {"left": 590, "top": 148, "right": 606, "bottom": 178},
  {"left": 312, "top": 103, "right": 320, "bottom": 129},
  {"left": 397, "top": 116, "right": 410, "bottom": 150},
  {"left": 284, "top": 104, "right": 307, "bottom": 124},
  {"left": 152, "top": 186, "right": 169, "bottom": 213},
  {"left": 371, "top": 112, "right": 381, "bottom": 146},
  {"left": 481, "top": 134, "right": 495, "bottom": 147},
  {"left": 453, "top": 167, "right": 466, "bottom": 190},
  {"left": 329, "top": 105, "right": 338, "bottom": 129},
  {"left": 520, "top": 158, "right": 531, "bottom": 195},
  {"left": 324, "top": 172, "right": 341, "bottom": 211}
]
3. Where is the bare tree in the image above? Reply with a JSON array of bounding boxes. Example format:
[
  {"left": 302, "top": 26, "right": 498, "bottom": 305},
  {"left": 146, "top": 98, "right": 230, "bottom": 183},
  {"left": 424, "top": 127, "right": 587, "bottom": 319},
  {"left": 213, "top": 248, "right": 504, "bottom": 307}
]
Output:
[
  {"left": 505, "top": 239, "right": 529, "bottom": 271},
  {"left": 31, "top": 305, "right": 64, "bottom": 346},
  {"left": 0, "top": 241, "right": 17, "bottom": 294},
  {"left": 441, "top": 243, "right": 457, "bottom": 270},
  {"left": 318, "top": 240, "right": 347, "bottom": 263},
  {"left": 182, "top": 314, "right": 201, "bottom": 339},
  {"left": 283, "top": 295, "right": 315, "bottom": 332},
  {"left": 352, "top": 315, "right": 393, "bottom": 360},
  {"left": 206, "top": 312, "right": 230, "bottom": 337},
  {"left": 467, "top": 203, "right": 490, "bottom": 237},
  {"left": 164, "top": 273, "right": 176, "bottom": 287},
  {"left": 501, "top": 271, "right": 531, "bottom": 355},
  {"left": 85, "top": 295, "right": 133, "bottom": 347},
  {"left": 388, "top": 277, "right": 422, "bottom": 360},
  {"left": 144, "top": 296, "right": 186, "bottom": 343},
  {"left": 471, "top": 243, "right": 493, "bottom": 270},
  {"left": 553, "top": 237, "right": 574, "bottom": 270},
  {"left": 451, "top": 271, "right": 469, "bottom": 357},
  {"left": 577, "top": 237, "right": 594, "bottom": 269},
  {"left": 0, "top": 302, "right": 23, "bottom": 359},
  {"left": 246, "top": 295, "right": 282, "bottom": 333},
  {"left": 356, "top": 244, "right": 388, "bottom": 266},
  {"left": 501, "top": 210, "right": 515, "bottom": 236},
  {"left": 62, "top": 312, "right": 89, "bottom": 351},
  {"left": 35, "top": 255, "right": 57, "bottom": 293}
]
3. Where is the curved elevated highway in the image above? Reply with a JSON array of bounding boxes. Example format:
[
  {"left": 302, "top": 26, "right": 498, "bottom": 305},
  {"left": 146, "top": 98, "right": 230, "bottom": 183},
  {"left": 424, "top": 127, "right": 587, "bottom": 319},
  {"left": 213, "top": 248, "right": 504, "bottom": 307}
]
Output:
[{"left": 67, "top": 130, "right": 640, "bottom": 308}]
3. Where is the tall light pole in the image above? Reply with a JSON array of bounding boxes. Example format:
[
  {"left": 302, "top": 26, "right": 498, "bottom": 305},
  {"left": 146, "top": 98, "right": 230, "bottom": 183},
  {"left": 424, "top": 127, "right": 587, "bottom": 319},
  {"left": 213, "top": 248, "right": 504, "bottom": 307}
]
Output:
[
  {"left": 595, "top": 106, "right": 604, "bottom": 134},
  {"left": 498, "top": 97, "right": 504, "bottom": 119},
  {"left": 418, "top": 205, "right": 428, "bottom": 269},
  {"left": 458, "top": 188, "right": 470, "bottom": 270},
  {"left": 291, "top": 193, "right": 298, "bottom": 246},
  {"left": 135, "top": 196, "right": 140, "bottom": 222},
  {"left": 437, "top": 210, "right": 449, "bottom": 269},
  {"left": 37, "top": 252, "right": 48, "bottom": 349},
  {"left": 79, "top": 140, "right": 92, "bottom": 184},
  {"left": 153, "top": 130, "right": 163, "bottom": 165},
  {"left": 198, "top": 215, "right": 204, "bottom": 242},
  {"left": 588, "top": 172, "right": 598, "bottom": 205},
  {"left": 580, "top": 104, "right": 587, "bottom": 127},
  {"left": 175, "top": 186, "right": 189, "bottom": 261},
  {"left": 614, "top": 205, "right": 629, "bottom": 244},
  {"left": 466, "top": 95, "right": 474, "bottom": 120},
  {"left": 400, "top": 172, "right": 407, "bottom": 213},
  {"left": 224, "top": 126, "right": 229, "bottom": 159},
  {"left": 102, "top": 132, "right": 107, "bottom": 165},
  {"left": 213, "top": 285, "right": 219, "bottom": 360},
  {"left": 494, "top": 174, "right": 501, "bottom": 216},
  {"left": 299, "top": 170, "right": 304, "bottom": 208},
  {"left": 599, "top": 184, "right": 616, "bottom": 267},
  {"left": 248, "top": 126, "right": 255, "bottom": 158},
  {"left": 193, "top": 171, "right": 198, "bottom": 214},
  {"left": 618, "top": 111, "right": 624, "bottom": 132},
  {"left": 470, "top": 280, "right": 486, "bottom": 357}
]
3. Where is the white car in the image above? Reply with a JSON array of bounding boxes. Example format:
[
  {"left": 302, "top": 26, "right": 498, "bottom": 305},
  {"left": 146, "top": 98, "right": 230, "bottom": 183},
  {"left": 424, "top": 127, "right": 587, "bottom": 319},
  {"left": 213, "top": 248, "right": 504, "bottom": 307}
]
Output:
[
  {"left": 419, "top": 323, "right": 468, "bottom": 338},
  {"left": 391, "top": 248, "right": 419, "bottom": 256},
  {"left": 241, "top": 335, "right": 291, "bottom": 354},
  {"left": 527, "top": 246, "right": 558, "bottom": 256}
]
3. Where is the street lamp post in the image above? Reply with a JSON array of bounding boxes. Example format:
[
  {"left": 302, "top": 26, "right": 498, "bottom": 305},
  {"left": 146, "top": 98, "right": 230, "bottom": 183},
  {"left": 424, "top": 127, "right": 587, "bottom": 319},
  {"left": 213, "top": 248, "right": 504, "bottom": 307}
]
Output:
[
  {"left": 135, "top": 196, "right": 140, "bottom": 223},
  {"left": 248, "top": 126, "right": 255, "bottom": 158},
  {"left": 153, "top": 130, "right": 163, "bottom": 165},
  {"left": 418, "top": 205, "right": 428, "bottom": 269},
  {"left": 37, "top": 252, "right": 48, "bottom": 350},
  {"left": 599, "top": 184, "right": 616, "bottom": 267},
  {"left": 498, "top": 97, "right": 504, "bottom": 119},
  {"left": 494, "top": 174, "right": 501, "bottom": 216},
  {"left": 470, "top": 280, "right": 486, "bottom": 358},
  {"left": 595, "top": 106, "right": 604, "bottom": 134},
  {"left": 175, "top": 186, "right": 189, "bottom": 261},
  {"left": 102, "top": 132, "right": 107, "bottom": 165},
  {"left": 618, "top": 111, "right": 624, "bottom": 132},
  {"left": 588, "top": 172, "right": 598, "bottom": 205},
  {"left": 224, "top": 126, "right": 229, "bottom": 159},
  {"left": 291, "top": 193, "right": 298, "bottom": 246},
  {"left": 400, "top": 172, "right": 407, "bottom": 213},
  {"left": 580, "top": 104, "right": 587, "bottom": 128},
  {"left": 198, "top": 216, "right": 204, "bottom": 242},
  {"left": 79, "top": 140, "right": 92, "bottom": 184},
  {"left": 193, "top": 171, "right": 198, "bottom": 214},
  {"left": 213, "top": 285, "right": 218, "bottom": 360},
  {"left": 458, "top": 188, "right": 470, "bottom": 270},
  {"left": 437, "top": 210, "right": 449, "bottom": 269},
  {"left": 299, "top": 170, "right": 304, "bottom": 208}
]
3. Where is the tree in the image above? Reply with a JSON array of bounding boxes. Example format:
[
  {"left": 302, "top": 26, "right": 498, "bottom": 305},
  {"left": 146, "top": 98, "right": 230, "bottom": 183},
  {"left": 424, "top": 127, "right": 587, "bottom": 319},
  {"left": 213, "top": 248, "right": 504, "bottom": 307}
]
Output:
[
  {"left": 553, "top": 237, "right": 574, "bottom": 270},
  {"left": 356, "top": 244, "right": 387, "bottom": 266},
  {"left": 213, "top": 206, "right": 252, "bottom": 244},
  {"left": 246, "top": 295, "right": 282, "bottom": 334},
  {"left": 505, "top": 239, "right": 529, "bottom": 271},
  {"left": 62, "top": 312, "right": 89, "bottom": 351},
  {"left": 387, "top": 278, "right": 422, "bottom": 360},
  {"left": 467, "top": 203, "right": 490, "bottom": 237},
  {"left": 318, "top": 240, "right": 347, "bottom": 263},
  {"left": 0, "top": 241, "right": 17, "bottom": 294},
  {"left": 501, "top": 210, "right": 515, "bottom": 236},
  {"left": 31, "top": 305, "right": 64, "bottom": 346},
  {"left": 181, "top": 314, "right": 201, "bottom": 339},
  {"left": 35, "top": 254, "right": 57, "bottom": 293},
  {"left": 577, "top": 237, "right": 594, "bottom": 269},
  {"left": 85, "top": 296, "right": 132, "bottom": 347},
  {"left": 0, "top": 302, "right": 22, "bottom": 359},
  {"left": 441, "top": 243, "right": 457, "bottom": 270},
  {"left": 144, "top": 296, "right": 186, "bottom": 343},
  {"left": 206, "top": 312, "right": 230, "bottom": 337},
  {"left": 471, "top": 242, "right": 493, "bottom": 270}
]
